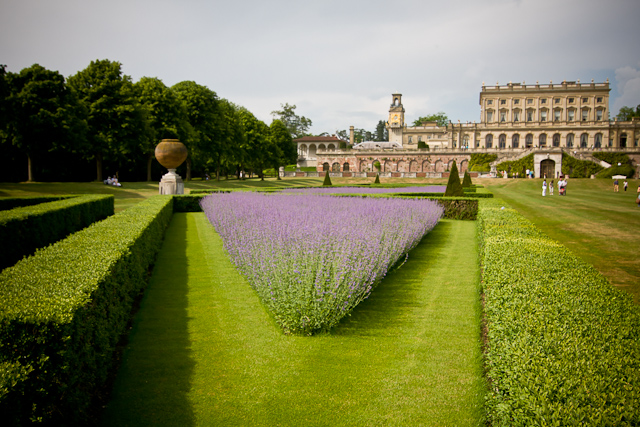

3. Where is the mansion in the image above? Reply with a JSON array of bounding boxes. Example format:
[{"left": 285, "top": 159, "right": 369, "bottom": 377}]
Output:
[{"left": 294, "top": 80, "right": 640, "bottom": 178}]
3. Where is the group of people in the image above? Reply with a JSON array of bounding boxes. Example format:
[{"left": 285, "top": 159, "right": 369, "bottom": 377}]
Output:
[
  {"left": 613, "top": 179, "right": 628, "bottom": 192},
  {"left": 103, "top": 176, "right": 122, "bottom": 187},
  {"left": 542, "top": 177, "right": 567, "bottom": 196}
]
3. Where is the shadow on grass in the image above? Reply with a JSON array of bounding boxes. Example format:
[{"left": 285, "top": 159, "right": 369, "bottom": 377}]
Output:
[
  {"left": 332, "top": 220, "right": 451, "bottom": 336},
  {"left": 101, "top": 213, "right": 195, "bottom": 427}
]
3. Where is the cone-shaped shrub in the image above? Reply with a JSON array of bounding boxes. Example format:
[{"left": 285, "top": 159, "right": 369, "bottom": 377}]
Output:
[
  {"left": 374, "top": 173, "right": 380, "bottom": 184},
  {"left": 462, "top": 170, "right": 472, "bottom": 188},
  {"left": 322, "top": 171, "right": 332, "bottom": 186},
  {"left": 444, "top": 160, "right": 464, "bottom": 197}
]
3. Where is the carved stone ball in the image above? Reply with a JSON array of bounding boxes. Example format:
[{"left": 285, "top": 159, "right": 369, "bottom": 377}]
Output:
[{"left": 155, "top": 139, "right": 188, "bottom": 170}]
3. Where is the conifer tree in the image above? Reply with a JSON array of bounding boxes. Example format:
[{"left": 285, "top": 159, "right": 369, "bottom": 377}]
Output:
[
  {"left": 462, "top": 170, "right": 472, "bottom": 188},
  {"left": 322, "top": 171, "right": 332, "bottom": 186},
  {"left": 374, "top": 173, "right": 380, "bottom": 184},
  {"left": 444, "top": 160, "right": 464, "bottom": 197}
]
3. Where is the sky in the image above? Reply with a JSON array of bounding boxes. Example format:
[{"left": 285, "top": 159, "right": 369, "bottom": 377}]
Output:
[{"left": 2, "top": 0, "right": 640, "bottom": 135}]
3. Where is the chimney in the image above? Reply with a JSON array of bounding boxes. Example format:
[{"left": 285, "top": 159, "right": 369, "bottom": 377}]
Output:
[{"left": 349, "top": 126, "right": 354, "bottom": 145}]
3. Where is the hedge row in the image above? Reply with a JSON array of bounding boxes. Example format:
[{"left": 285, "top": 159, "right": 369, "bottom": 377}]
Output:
[
  {"left": 0, "top": 195, "right": 173, "bottom": 425},
  {"left": 478, "top": 199, "right": 640, "bottom": 426},
  {"left": 0, "top": 196, "right": 73, "bottom": 211},
  {"left": 0, "top": 195, "right": 114, "bottom": 271}
]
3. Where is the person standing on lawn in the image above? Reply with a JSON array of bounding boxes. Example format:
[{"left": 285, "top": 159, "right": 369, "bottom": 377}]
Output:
[
  {"left": 624, "top": 180, "right": 628, "bottom": 191},
  {"left": 614, "top": 179, "right": 619, "bottom": 192},
  {"left": 550, "top": 179, "right": 554, "bottom": 196},
  {"left": 542, "top": 179, "right": 547, "bottom": 197}
]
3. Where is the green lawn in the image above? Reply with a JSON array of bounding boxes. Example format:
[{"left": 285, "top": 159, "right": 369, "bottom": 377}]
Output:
[
  {"left": 485, "top": 178, "right": 640, "bottom": 303},
  {"left": 101, "top": 213, "right": 486, "bottom": 426}
]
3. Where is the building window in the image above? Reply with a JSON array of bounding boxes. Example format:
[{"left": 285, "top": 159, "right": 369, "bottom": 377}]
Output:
[
  {"left": 582, "top": 109, "right": 588, "bottom": 121},
  {"left": 582, "top": 97, "right": 588, "bottom": 103},
  {"left": 597, "top": 97, "right": 603, "bottom": 103},
  {"left": 485, "top": 134, "right": 493, "bottom": 148},
  {"left": 566, "top": 134, "right": 574, "bottom": 147},
  {"left": 527, "top": 98, "right": 533, "bottom": 104},
  {"left": 555, "top": 98, "right": 561, "bottom": 104},
  {"left": 512, "top": 134, "right": 520, "bottom": 148},
  {"left": 487, "top": 100, "right": 493, "bottom": 105},
  {"left": 487, "top": 111, "right": 493, "bottom": 122},
  {"left": 514, "top": 111, "right": 520, "bottom": 122},
  {"left": 568, "top": 97, "right": 574, "bottom": 103},
  {"left": 541, "top": 110, "right": 547, "bottom": 122},
  {"left": 580, "top": 133, "right": 588, "bottom": 147},
  {"left": 553, "top": 133, "right": 561, "bottom": 147},
  {"left": 527, "top": 110, "right": 533, "bottom": 122},
  {"left": 463, "top": 135, "right": 469, "bottom": 147},
  {"left": 539, "top": 134, "right": 547, "bottom": 147},
  {"left": 408, "top": 136, "right": 412, "bottom": 143},
  {"left": 595, "top": 133, "right": 602, "bottom": 148},
  {"left": 499, "top": 134, "right": 506, "bottom": 148},
  {"left": 500, "top": 112, "right": 506, "bottom": 122},
  {"left": 541, "top": 98, "right": 547, "bottom": 104},
  {"left": 418, "top": 136, "right": 422, "bottom": 142},
  {"left": 554, "top": 110, "right": 561, "bottom": 122},
  {"left": 514, "top": 99, "right": 520, "bottom": 105},
  {"left": 500, "top": 99, "right": 506, "bottom": 105},
  {"left": 525, "top": 134, "right": 533, "bottom": 148},
  {"left": 568, "top": 110, "right": 575, "bottom": 121},
  {"left": 596, "top": 110, "right": 603, "bottom": 121}
]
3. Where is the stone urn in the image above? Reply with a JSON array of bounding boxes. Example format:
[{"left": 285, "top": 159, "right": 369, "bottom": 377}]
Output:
[{"left": 155, "top": 139, "right": 188, "bottom": 195}]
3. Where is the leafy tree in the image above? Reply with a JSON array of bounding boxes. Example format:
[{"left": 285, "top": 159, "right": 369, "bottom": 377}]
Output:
[
  {"left": 67, "top": 59, "right": 146, "bottom": 182},
  {"left": 135, "top": 77, "right": 191, "bottom": 181},
  {"left": 270, "top": 103, "right": 312, "bottom": 138},
  {"left": 269, "top": 119, "right": 295, "bottom": 180},
  {"left": 444, "top": 160, "right": 464, "bottom": 197},
  {"left": 412, "top": 112, "right": 449, "bottom": 128},
  {"left": 216, "top": 99, "right": 246, "bottom": 180},
  {"left": 616, "top": 105, "right": 640, "bottom": 121},
  {"left": 375, "top": 120, "right": 388, "bottom": 141},
  {"left": 238, "top": 108, "right": 272, "bottom": 180},
  {"left": 4, "top": 64, "right": 87, "bottom": 182},
  {"left": 171, "top": 81, "right": 224, "bottom": 180}
]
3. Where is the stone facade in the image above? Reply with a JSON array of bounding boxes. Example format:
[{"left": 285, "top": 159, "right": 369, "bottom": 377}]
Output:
[{"left": 294, "top": 81, "right": 640, "bottom": 178}]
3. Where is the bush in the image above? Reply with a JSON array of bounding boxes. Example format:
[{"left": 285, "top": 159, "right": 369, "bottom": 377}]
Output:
[
  {"left": 469, "top": 153, "right": 497, "bottom": 172},
  {"left": 417, "top": 141, "right": 429, "bottom": 150},
  {"left": 462, "top": 170, "right": 472, "bottom": 188},
  {"left": 478, "top": 199, "right": 640, "bottom": 425},
  {"left": 592, "top": 152, "right": 631, "bottom": 166},
  {"left": 596, "top": 164, "right": 636, "bottom": 179},
  {"left": 496, "top": 153, "right": 534, "bottom": 177},
  {"left": 322, "top": 172, "right": 332, "bottom": 186},
  {"left": 0, "top": 195, "right": 114, "bottom": 270},
  {"left": 374, "top": 173, "right": 380, "bottom": 184},
  {"left": 444, "top": 161, "right": 464, "bottom": 197},
  {"left": 562, "top": 152, "right": 604, "bottom": 177},
  {"left": 0, "top": 196, "right": 73, "bottom": 211},
  {"left": 173, "top": 194, "right": 205, "bottom": 212},
  {"left": 0, "top": 195, "right": 173, "bottom": 425}
]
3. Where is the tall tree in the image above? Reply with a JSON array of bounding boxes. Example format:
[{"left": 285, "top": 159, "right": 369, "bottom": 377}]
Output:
[
  {"left": 238, "top": 108, "right": 271, "bottom": 180},
  {"left": 412, "top": 112, "right": 449, "bottom": 128},
  {"left": 375, "top": 120, "right": 389, "bottom": 141},
  {"left": 270, "top": 103, "right": 312, "bottom": 138},
  {"left": 269, "top": 119, "right": 295, "bottom": 180},
  {"left": 67, "top": 59, "right": 145, "bottom": 181},
  {"left": 4, "top": 64, "right": 87, "bottom": 182},
  {"left": 135, "top": 77, "right": 190, "bottom": 181},
  {"left": 171, "top": 81, "right": 223, "bottom": 180},
  {"left": 616, "top": 105, "right": 640, "bottom": 121}
]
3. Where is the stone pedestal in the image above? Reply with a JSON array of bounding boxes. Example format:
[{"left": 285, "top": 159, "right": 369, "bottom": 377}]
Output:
[{"left": 159, "top": 169, "right": 184, "bottom": 195}]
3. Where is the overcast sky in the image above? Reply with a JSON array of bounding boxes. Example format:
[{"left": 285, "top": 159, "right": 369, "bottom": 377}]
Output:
[{"left": 2, "top": 0, "right": 640, "bottom": 135}]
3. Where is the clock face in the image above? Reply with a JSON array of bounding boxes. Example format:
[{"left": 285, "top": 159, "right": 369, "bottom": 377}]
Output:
[{"left": 392, "top": 114, "right": 399, "bottom": 122}]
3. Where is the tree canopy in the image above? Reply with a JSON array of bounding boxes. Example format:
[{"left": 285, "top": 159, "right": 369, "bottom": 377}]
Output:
[
  {"left": 412, "top": 112, "right": 449, "bottom": 128},
  {"left": 616, "top": 105, "right": 640, "bottom": 121},
  {"left": 271, "top": 103, "right": 312, "bottom": 138}
]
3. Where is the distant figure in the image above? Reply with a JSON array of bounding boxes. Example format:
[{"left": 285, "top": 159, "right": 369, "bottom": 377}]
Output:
[
  {"left": 542, "top": 180, "right": 547, "bottom": 197},
  {"left": 550, "top": 179, "right": 554, "bottom": 196},
  {"left": 637, "top": 185, "right": 640, "bottom": 206},
  {"left": 614, "top": 179, "right": 619, "bottom": 192},
  {"left": 624, "top": 180, "right": 628, "bottom": 191}
]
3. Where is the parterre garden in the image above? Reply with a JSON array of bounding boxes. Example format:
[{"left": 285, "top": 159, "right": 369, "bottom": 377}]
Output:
[{"left": 0, "top": 178, "right": 639, "bottom": 425}]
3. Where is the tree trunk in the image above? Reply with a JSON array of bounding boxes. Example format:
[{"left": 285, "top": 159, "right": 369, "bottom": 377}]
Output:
[
  {"left": 216, "top": 155, "right": 221, "bottom": 181},
  {"left": 27, "top": 155, "right": 34, "bottom": 182},
  {"left": 96, "top": 153, "right": 103, "bottom": 182},
  {"left": 186, "top": 158, "right": 191, "bottom": 181},
  {"left": 147, "top": 153, "right": 153, "bottom": 182}
]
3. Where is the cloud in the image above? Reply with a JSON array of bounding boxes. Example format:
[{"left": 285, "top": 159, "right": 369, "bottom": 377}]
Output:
[{"left": 612, "top": 65, "right": 640, "bottom": 115}]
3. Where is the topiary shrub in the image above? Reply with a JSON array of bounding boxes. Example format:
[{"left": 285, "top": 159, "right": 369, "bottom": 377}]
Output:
[
  {"left": 322, "top": 171, "right": 332, "bottom": 186},
  {"left": 444, "top": 161, "right": 464, "bottom": 197},
  {"left": 462, "top": 170, "right": 472, "bottom": 188},
  {"left": 374, "top": 173, "right": 380, "bottom": 184}
]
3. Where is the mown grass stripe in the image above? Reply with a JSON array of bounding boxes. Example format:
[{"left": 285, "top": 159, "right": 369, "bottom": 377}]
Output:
[{"left": 102, "top": 213, "right": 485, "bottom": 426}]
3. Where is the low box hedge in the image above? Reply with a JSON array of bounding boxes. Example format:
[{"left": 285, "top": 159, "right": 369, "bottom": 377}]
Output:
[
  {"left": 0, "top": 195, "right": 114, "bottom": 270},
  {"left": 478, "top": 199, "right": 640, "bottom": 425},
  {"left": 0, "top": 196, "right": 73, "bottom": 211},
  {"left": 0, "top": 195, "right": 173, "bottom": 425}
]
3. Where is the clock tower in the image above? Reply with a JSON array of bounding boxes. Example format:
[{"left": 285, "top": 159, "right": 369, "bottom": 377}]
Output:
[{"left": 387, "top": 93, "right": 405, "bottom": 145}]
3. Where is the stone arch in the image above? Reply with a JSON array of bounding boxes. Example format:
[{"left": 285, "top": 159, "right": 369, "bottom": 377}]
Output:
[
  {"left": 328, "top": 144, "right": 336, "bottom": 152},
  {"left": 309, "top": 144, "right": 317, "bottom": 157},
  {"left": 423, "top": 160, "right": 432, "bottom": 172},
  {"left": 485, "top": 134, "right": 493, "bottom": 148},
  {"left": 331, "top": 162, "right": 340, "bottom": 172},
  {"left": 580, "top": 133, "right": 589, "bottom": 148},
  {"left": 448, "top": 160, "right": 455, "bottom": 171},
  {"left": 434, "top": 160, "right": 444, "bottom": 173},
  {"left": 539, "top": 133, "right": 547, "bottom": 147},
  {"left": 459, "top": 159, "right": 468, "bottom": 173},
  {"left": 525, "top": 133, "right": 534, "bottom": 148},
  {"left": 552, "top": 133, "right": 561, "bottom": 147},
  {"left": 298, "top": 144, "right": 308, "bottom": 157},
  {"left": 359, "top": 160, "right": 368, "bottom": 172},
  {"left": 540, "top": 159, "right": 555, "bottom": 179},
  {"left": 384, "top": 161, "right": 393, "bottom": 172},
  {"left": 343, "top": 162, "right": 350, "bottom": 172},
  {"left": 512, "top": 134, "right": 520, "bottom": 148},
  {"left": 322, "top": 162, "right": 329, "bottom": 171},
  {"left": 397, "top": 160, "right": 406, "bottom": 172},
  {"left": 409, "top": 160, "right": 419, "bottom": 172},
  {"left": 318, "top": 144, "right": 326, "bottom": 151},
  {"left": 498, "top": 134, "right": 506, "bottom": 149}
]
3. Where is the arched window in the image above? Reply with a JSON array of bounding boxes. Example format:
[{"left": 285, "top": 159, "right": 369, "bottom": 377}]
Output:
[
  {"left": 462, "top": 135, "right": 469, "bottom": 148},
  {"left": 332, "top": 162, "right": 340, "bottom": 172},
  {"left": 621, "top": 133, "right": 628, "bottom": 148},
  {"left": 594, "top": 133, "right": 602, "bottom": 148},
  {"left": 485, "top": 134, "right": 493, "bottom": 148},
  {"left": 525, "top": 134, "right": 533, "bottom": 148},
  {"left": 566, "top": 134, "right": 574, "bottom": 148},
  {"left": 322, "top": 162, "right": 330, "bottom": 171},
  {"left": 512, "top": 134, "right": 520, "bottom": 148},
  {"left": 499, "top": 134, "right": 506, "bottom": 149},
  {"left": 343, "top": 162, "right": 350, "bottom": 172},
  {"left": 580, "top": 133, "right": 589, "bottom": 148},
  {"left": 553, "top": 133, "right": 561, "bottom": 147},
  {"left": 539, "top": 134, "right": 547, "bottom": 147}
]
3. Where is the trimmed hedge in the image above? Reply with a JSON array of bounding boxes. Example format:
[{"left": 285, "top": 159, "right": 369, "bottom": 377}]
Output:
[
  {"left": 562, "top": 152, "right": 604, "bottom": 178},
  {"left": 0, "top": 195, "right": 114, "bottom": 271},
  {"left": 0, "top": 196, "right": 73, "bottom": 211},
  {"left": 478, "top": 199, "right": 640, "bottom": 425},
  {"left": 173, "top": 194, "right": 205, "bottom": 212},
  {"left": 0, "top": 195, "right": 173, "bottom": 425}
]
